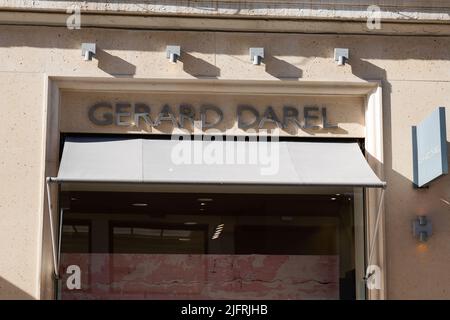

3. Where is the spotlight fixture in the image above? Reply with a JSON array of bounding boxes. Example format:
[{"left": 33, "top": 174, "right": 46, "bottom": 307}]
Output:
[
  {"left": 250, "top": 47, "right": 264, "bottom": 65},
  {"left": 334, "top": 48, "right": 349, "bottom": 66},
  {"left": 166, "top": 45, "right": 181, "bottom": 63},
  {"left": 81, "top": 43, "right": 96, "bottom": 61},
  {"left": 412, "top": 216, "right": 432, "bottom": 242}
]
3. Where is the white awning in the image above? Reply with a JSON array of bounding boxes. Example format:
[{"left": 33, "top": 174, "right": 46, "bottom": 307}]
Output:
[{"left": 50, "top": 137, "right": 385, "bottom": 188}]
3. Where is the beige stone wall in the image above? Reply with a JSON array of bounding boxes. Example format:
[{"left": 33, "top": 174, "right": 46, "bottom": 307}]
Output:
[
  {"left": 385, "top": 82, "right": 450, "bottom": 298},
  {"left": 0, "top": 73, "right": 45, "bottom": 299},
  {"left": 0, "top": 24, "right": 449, "bottom": 299}
]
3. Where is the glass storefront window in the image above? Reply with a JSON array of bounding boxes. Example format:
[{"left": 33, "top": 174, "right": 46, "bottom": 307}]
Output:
[{"left": 58, "top": 191, "right": 364, "bottom": 300}]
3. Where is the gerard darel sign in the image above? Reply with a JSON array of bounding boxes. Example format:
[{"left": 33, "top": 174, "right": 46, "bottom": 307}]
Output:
[
  {"left": 60, "top": 92, "right": 365, "bottom": 137},
  {"left": 88, "top": 102, "right": 338, "bottom": 130}
]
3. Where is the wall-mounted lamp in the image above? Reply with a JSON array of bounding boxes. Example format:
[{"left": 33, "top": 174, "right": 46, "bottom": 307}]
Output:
[
  {"left": 412, "top": 216, "right": 432, "bottom": 242},
  {"left": 166, "top": 45, "right": 181, "bottom": 63},
  {"left": 81, "top": 43, "right": 96, "bottom": 61},
  {"left": 334, "top": 48, "right": 349, "bottom": 66},
  {"left": 250, "top": 47, "right": 264, "bottom": 65}
]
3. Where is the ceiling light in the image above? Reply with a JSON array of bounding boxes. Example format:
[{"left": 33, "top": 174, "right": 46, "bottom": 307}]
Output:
[
  {"left": 164, "top": 230, "right": 191, "bottom": 237},
  {"left": 184, "top": 222, "right": 198, "bottom": 225},
  {"left": 132, "top": 203, "right": 148, "bottom": 207},
  {"left": 134, "top": 228, "right": 161, "bottom": 236},
  {"left": 211, "top": 224, "right": 224, "bottom": 240},
  {"left": 331, "top": 197, "right": 337, "bottom": 201},
  {"left": 178, "top": 238, "right": 191, "bottom": 241},
  {"left": 197, "top": 198, "right": 213, "bottom": 202}
]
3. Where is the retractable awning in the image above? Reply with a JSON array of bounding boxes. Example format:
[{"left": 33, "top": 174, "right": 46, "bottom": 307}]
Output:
[{"left": 49, "top": 137, "right": 385, "bottom": 188}]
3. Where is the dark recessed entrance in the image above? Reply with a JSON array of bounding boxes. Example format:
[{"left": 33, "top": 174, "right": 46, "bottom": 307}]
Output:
[{"left": 59, "top": 191, "right": 360, "bottom": 300}]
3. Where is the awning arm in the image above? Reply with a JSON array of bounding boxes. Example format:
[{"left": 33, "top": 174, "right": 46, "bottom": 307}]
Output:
[
  {"left": 45, "top": 177, "right": 61, "bottom": 279},
  {"left": 364, "top": 188, "right": 386, "bottom": 281}
]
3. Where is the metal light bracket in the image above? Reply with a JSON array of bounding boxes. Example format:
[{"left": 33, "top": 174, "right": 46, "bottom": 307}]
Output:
[
  {"left": 334, "top": 48, "right": 349, "bottom": 66},
  {"left": 81, "top": 43, "right": 96, "bottom": 61},
  {"left": 412, "top": 216, "right": 432, "bottom": 242},
  {"left": 166, "top": 45, "right": 181, "bottom": 63},
  {"left": 250, "top": 47, "right": 264, "bottom": 65}
]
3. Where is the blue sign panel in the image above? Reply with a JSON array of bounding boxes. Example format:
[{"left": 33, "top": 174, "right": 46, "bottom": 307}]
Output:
[{"left": 412, "top": 107, "right": 448, "bottom": 187}]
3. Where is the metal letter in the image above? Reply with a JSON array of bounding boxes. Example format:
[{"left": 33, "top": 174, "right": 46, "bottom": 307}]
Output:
[
  {"left": 115, "top": 103, "right": 132, "bottom": 126},
  {"left": 322, "top": 107, "right": 338, "bottom": 129},
  {"left": 237, "top": 105, "right": 259, "bottom": 129},
  {"left": 179, "top": 104, "right": 196, "bottom": 129},
  {"left": 282, "top": 106, "right": 302, "bottom": 129},
  {"left": 154, "top": 104, "right": 180, "bottom": 128},
  {"left": 259, "top": 106, "right": 282, "bottom": 129},
  {"left": 200, "top": 104, "right": 223, "bottom": 129},
  {"left": 304, "top": 106, "right": 320, "bottom": 129},
  {"left": 134, "top": 103, "right": 153, "bottom": 127},
  {"left": 88, "top": 102, "right": 113, "bottom": 126}
]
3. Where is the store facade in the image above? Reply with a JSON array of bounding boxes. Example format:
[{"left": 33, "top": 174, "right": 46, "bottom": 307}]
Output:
[
  {"left": 0, "top": 1, "right": 449, "bottom": 300},
  {"left": 46, "top": 79, "right": 384, "bottom": 300}
]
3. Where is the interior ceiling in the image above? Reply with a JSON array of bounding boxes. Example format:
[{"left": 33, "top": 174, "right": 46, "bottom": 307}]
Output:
[{"left": 62, "top": 192, "right": 353, "bottom": 216}]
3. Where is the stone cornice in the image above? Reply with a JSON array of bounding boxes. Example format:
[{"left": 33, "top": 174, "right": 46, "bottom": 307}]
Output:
[
  {"left": 2, "top": 1, "right": 450, "bottom": 35},
  {"left": 1, "top": 1, "right": 450, "bottom": 23}
]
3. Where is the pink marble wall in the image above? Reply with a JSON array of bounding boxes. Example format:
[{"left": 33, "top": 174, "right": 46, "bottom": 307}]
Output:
[{"left": 60, "top": 254, "right": 339, "bottom": 300}]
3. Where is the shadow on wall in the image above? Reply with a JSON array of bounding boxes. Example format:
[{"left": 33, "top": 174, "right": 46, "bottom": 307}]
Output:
[
  {"left": 182, "top": 52, "right": 220, "bottom": 78},
  {"left": 265, "top": 55, "right": 302, "bottom": 80},
  {"left": 0, "top": 276, "right": 34, "bottom": 299},
  {"left": 96, "top": 49, "right": 136, "bottom": 77}
]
